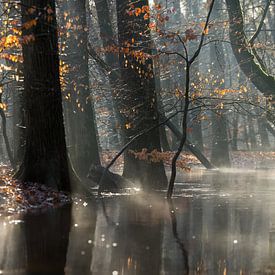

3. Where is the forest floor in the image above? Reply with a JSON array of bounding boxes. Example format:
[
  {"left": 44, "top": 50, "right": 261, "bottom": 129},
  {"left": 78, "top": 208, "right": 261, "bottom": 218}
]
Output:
[
  {"left": 1, "top": 150, "right": 275, "bottom": 216},
  {"left": 0, "top": 164, "right": 70, "bottom": 216},
  {"left": 102, "top": 150, "right": 275, "bottom": 172}
]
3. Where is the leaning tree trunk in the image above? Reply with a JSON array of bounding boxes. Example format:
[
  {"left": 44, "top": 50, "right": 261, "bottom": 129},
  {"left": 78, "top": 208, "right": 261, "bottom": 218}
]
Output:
[
  {"left": 116, "top": 0, "right": 167, "bottom": 189},
  {"left": 16, "top": 0, "right": 70, "bottom": 191},
  {"left": 225, "top": 0, "right": 275, "bottom": 100}
]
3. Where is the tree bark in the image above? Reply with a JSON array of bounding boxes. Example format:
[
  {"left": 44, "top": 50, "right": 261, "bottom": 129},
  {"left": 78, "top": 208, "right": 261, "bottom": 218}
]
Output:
[
  {"left": 17, "top": 0, "right": 70, "bottom": 191},
  {"left": 188, "top": 0, "right": 203, "bottom": 151},
  {"left": 231, "top": 112, "right": 239, "bottom": 151},
  {"left": 94, "top": 0, "right": 122, "bottom": 147},
  {"left": 225, "top": 0, "right": 275, "bottom": 99},
  {"left": 248, "top": 116, "right": 257, "bottom": 150},
  {"left": 210, "top": 0, "right": 230, "bottom": 167},
  {"left": 258, "top": 117, "right": 270, "bottom": 150},
  {"left": 59, "top": 0, "right": 100, "bottom": 177},
  {"left": 164, "top": 118, "right": 214, "bottom": 169},
  {"left": 116, "top": 0, "right": 167, "bottom": 189},
  {"left": 0, "top": 94, "right": 15, "bottom": 169}
]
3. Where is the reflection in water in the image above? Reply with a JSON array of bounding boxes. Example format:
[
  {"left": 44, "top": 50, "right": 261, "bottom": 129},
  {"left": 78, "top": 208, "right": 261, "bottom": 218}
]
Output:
[
  {"left": 66, "top": 197, "right": 97, "bottom": 274},
  {"left": 91, "top": 195, "right": 164, "bottom": 275},
  {"left": 167, "top": 198, "right": 189, "bottom": 274},
  {"left": 0, "top": 216, "right": 25, "bottom": 273},
  {"left": 24, "top": 205, "right": 72, "bottom": 274},
  {"left": 0, "top": 170, "right": 275, "bottom": 274}
]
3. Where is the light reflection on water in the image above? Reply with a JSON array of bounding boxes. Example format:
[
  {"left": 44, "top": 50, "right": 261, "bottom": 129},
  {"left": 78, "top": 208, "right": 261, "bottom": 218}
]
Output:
[{"left": 0, "top": 170, "right": 275, "bottom": 274}]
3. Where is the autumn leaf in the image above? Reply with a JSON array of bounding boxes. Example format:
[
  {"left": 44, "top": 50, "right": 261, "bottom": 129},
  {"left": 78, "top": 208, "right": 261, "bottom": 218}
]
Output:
[
  {"left": 184, "top": 28, "right": 197, "bottom": 41},
  {"left": 144, "top": 13, "right": 149, "bottom": 20},
  {"left": 175, "top": 88, "right": 183, "bottom": 98},
  {"left": 199, "top": 22, "right": 209, "bottom": 35},
  {"left": 154, "top": 3, "right": 162, "bottom": 10},
  {"left": 142, "top": 5, "right": 150, "bottom": 13},
  {"left": 66, "top": 22, "right": 72, "bottom": 29},
  {"left": 0, "top": 53, "right": 22, "bottom": 63},
  {"left": 22, "top": 34, "right": 35, "bottom": 45},
  {"left": 0, "top": 103, "right": 7, "bottom": 111},
  {"left": 27, "top": 6, "right": 36, "bottom": 14},
  {"left": 135, "top": 8, "right": 142, "bottom": 16},
  {"left": 22, "top": 19, "right": 37, "bottom": 30},
  {"left": 1, "top": 35, "right": 20, "bottom": 48},
  {"left": 47, "top": 7, "right": 54, "bottom": 14},
  {"left": 149, "top": 22, "right": 156, "bottom": 30}
]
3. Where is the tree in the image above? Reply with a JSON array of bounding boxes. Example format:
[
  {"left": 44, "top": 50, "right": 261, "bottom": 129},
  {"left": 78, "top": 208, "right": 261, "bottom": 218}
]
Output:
[
  {"left": 187, "top": 0, "right": 203, "bottom": 151},
  {"left": 93, "top": 0, "right": 122, "bottom": 148},
  {"left": 225, "top": 0, "right": 275, "bottom": 103},
  {"left": 210, "top": 0, "right": 230, "bottom": 167},
  {"left": 0, "top": 89, "right": 15, "bottom": 168},
  {"left": 59, "top": 0, "right": 100, "bottom": 177},
  {"left": 167, "top": 0, "right": 216, "bottom": 198},
  {"left": 116, "top": 0, "right": 167, "bottom": 189},
  {"left": 16, "top": 0, "right": 70, "bottom": 191}
]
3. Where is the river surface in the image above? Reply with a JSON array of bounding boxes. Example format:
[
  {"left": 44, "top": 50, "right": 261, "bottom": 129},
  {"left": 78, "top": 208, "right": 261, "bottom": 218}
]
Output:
[{"left": 0, "top": 169, "right": 275, "bottom": 274}]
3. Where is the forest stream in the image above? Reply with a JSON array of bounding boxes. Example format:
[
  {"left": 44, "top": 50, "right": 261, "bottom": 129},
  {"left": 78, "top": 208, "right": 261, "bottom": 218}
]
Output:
[{"left": 0, "top": 169, "right": 275, "bottom": 274}]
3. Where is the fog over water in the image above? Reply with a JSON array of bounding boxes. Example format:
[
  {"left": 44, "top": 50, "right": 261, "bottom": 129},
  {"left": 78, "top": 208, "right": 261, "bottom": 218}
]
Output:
[{"left": 1, "top": 169, "right": 275, "bottom": 274}]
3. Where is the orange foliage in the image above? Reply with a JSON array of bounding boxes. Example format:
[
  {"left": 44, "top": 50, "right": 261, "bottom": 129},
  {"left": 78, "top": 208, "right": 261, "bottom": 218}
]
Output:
[
  {"left": 129, "top": 149, "right": 197, "bottom": 171},
  {"left": 127, "top": 5, "right": 150, "bottom": 19},
  {"left": 22, "top": 19, "right": 37, "bottom": 30},
  {"left": 184, "top": 29, "right": 197, "bottom": 42},
  {"left": 22, "top": 34, "right": 35, "bottom": 45},
  {"left": 0, "top": 35, "right": 20, "bottom": 48},
  {"left": 0, "top": 102, "right": 7, "bottom": 111},
  {"left": 0, "top": 53, "right": 22, "bottom": 63}
]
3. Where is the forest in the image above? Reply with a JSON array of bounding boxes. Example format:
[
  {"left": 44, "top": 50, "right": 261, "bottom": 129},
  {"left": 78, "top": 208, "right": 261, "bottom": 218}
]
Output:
[{"left": 0, "top": 0, "right": 274, "bottom": 274}]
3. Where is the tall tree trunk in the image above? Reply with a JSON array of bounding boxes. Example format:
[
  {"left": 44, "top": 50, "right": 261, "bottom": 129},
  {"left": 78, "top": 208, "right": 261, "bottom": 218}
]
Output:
[
  {"left": 188, "top": 0, "right": 203, "bottom": 151},
  {"left": 11, "top": 77, "right": 25, "bottom": 166},
  {"left": 210, "top": 0, "right": 230, "bottom": 167},
  {"left": 4, "top": 5, "right": 26, "bottom": 166},
  {"left": 258, "top": 117, "right": 270, "bottom": 150},
  {"left": 94, "top": 0, "right": 122, "bottom": 148},
  {"left": 59, "top": 0, "right": 100, "bottom": 177},
  {"left": 0, "top": 93, "right": 15, "bottom": 169},
  {"left": 154, "top": 49, "right": 171, "bottom": 152},
  {"left": 231, "top": 112, "right": 239, "bottom": 151},
  {"left": 116, "top": 0, "right": 167, "bottom": 189},
  {"left": 0, "top": 125, "right": 3, "bottom": 161},
  {"left": 243, "top": 117, "right": 250, "bottom": 150},
  {"left": 16, "top": 0, "right": 70, "bottom": 191},
  {"left": 210, "top": 112, "right": 230, "bottom": 167},
  {"left": 248, "top": 116, "right": 257, "bottom": 150}
]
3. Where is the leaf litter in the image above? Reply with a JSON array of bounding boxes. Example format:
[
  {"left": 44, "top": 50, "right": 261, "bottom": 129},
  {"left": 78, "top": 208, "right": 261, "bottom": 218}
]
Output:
[{"left": 0, "top": 164, "right": 70, "bottom": 216}]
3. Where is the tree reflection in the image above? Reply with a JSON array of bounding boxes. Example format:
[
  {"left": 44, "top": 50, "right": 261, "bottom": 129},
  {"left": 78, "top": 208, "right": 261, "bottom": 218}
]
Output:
[
  {"left": 167, "top": 198, "right": 189, "bottom": 274},
  {"left": 23, "top": 204, "right": 72, "bottom": 274}
]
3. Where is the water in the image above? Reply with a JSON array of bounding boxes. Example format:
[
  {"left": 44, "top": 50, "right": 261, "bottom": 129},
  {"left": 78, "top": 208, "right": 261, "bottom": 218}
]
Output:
[{"left": 1, "top": 169, "right": 275, "bottom": 274}]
